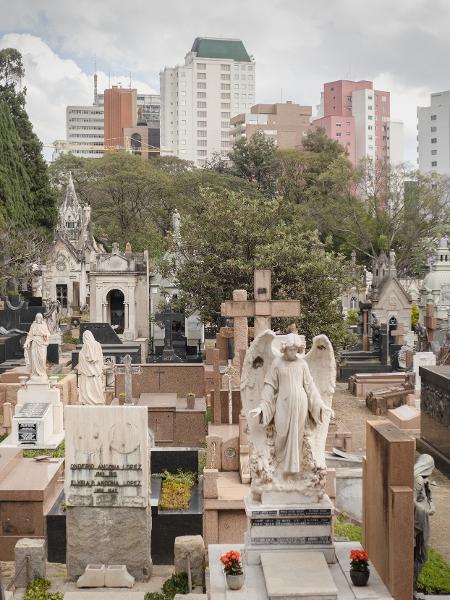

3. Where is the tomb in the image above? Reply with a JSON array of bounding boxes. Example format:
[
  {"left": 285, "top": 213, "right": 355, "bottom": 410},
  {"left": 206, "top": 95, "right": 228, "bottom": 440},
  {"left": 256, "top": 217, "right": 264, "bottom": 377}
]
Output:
[
  {"left": 1, "top": 378, "right": 64, "bottom": 450},
  {"left": 0, "top": 448, "right": 64, "bottom": 560},
  {"left": 419, "top": 365, "right": 450, "bottom": 476},
  {"left": 365, "top": 383, "right": 413, "bottom": 415},
  {"left": 348, "top": 371, "right": 408, "bottom": 397},
  {"left": 89, "top": 243, "right": 150, "bottom": 344},
  {"left": 64, "top": 405, "right": 152, "bottom": 581}
]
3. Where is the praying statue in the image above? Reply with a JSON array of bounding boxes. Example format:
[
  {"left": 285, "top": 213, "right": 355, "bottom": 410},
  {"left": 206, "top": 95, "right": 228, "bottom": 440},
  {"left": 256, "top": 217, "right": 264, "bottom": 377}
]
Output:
[
  {"left": 243, "top": 330, "right": 336, "bottom": 503},
  {"left": 414, "top": 454, "right": 435, "bottom": 591},
  {"left": 24, "top": 313, "right": 50, "bottom": 380},
  {"left": 77, "top": 331, "right": 105, "bottom": 405}
]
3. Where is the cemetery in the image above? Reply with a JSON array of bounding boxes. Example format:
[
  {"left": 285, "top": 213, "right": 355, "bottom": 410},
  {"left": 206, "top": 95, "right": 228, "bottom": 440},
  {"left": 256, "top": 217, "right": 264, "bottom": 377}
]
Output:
[
  {"left": 0, "top": 259, "right": 449, "bottom": 599},
  {"left": 1, "top": 63, "right": 450, "bottom": 600}
]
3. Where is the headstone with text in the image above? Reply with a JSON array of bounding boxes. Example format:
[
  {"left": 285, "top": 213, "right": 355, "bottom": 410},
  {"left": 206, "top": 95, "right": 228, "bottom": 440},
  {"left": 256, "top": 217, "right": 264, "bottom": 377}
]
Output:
[{"left": 64, "top": 405, "right": 152, "bottom": 580}]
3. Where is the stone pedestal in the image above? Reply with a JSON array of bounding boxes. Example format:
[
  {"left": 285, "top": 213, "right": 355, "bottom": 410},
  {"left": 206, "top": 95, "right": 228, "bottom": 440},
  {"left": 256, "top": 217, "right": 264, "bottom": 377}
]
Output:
[
  {"left": 1, "top": 379, "right": 64, "bottom": 449},
  {"left": 14, "top": 538, "right": 46, "bottom": 588},
  {"left": 244, "top": 494, "right": 335, "bottom": 565}
]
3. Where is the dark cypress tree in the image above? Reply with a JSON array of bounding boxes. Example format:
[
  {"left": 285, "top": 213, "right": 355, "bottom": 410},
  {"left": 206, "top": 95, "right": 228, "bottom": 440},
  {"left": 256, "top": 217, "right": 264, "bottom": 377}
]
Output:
[
  {"left": 0, "top": 97, "right": 33, "bottom": 226},
  {"left": 0, "top": 48, "right": 57, "bottom": 230}
]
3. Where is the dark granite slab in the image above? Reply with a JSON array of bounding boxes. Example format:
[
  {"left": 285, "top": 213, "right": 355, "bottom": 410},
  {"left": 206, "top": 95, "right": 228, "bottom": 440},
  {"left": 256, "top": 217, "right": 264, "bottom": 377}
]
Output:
[{"left": 80, "top": 323, "right": 122, "bottom": 344}]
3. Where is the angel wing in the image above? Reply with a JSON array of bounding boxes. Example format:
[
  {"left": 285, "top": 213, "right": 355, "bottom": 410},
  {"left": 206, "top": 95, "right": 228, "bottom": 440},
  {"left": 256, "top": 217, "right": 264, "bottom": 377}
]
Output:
[
  {"left": 240, "top": 330, "right": 279, "bottom": 488},
  {"left": 304, "top": 334, "right": 336, "bottom": 468}
]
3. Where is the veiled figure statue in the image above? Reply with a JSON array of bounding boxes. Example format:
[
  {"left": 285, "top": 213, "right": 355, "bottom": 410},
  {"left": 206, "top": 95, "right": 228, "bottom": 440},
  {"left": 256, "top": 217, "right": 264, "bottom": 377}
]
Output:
[
  {"left": 244, "top": 331, "right": 336, "bottom": 503},
  {"left": 24, "top": 313, "right": 50, "bottom": 380},
  {"left": 414, "top": 454, "right": 435, "bottom": 591},
  {"left": 78, "top": 331, "right": 105, "bottom": 405}
]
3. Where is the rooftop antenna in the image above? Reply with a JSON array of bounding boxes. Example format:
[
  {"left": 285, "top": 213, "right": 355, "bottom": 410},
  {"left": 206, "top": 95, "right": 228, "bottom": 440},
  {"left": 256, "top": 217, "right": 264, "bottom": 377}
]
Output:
[
  {"left": 108, "top": 70, "right": 111, "bottom": 89},
  {"left": 280, "top": 88, "right": 283, "bottom": 103},
  {"left": 129, "top": 71, "right": 132, "bottom": 89}
]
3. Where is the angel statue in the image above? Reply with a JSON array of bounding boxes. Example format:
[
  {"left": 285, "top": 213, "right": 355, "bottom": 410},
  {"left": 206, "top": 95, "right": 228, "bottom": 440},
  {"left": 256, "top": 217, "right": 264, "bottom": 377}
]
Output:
[{"left": 243, "top": 330, "right": 336, "bottom": 503}]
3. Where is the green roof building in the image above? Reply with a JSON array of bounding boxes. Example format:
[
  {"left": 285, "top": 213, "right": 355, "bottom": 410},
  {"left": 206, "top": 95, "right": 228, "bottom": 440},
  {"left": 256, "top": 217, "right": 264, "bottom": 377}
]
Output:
[{"left": 160, "top": 37, "right": 255, "bottom": 167}]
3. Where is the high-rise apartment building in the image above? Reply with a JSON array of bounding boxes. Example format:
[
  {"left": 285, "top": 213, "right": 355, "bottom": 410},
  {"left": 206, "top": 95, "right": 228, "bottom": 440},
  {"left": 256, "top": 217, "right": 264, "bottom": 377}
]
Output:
[
  {"left": 104, "top": 86, "right": 137, "bottom": 149},
  {"left": 313, "top": 80, "right": 403, "bottom": 166},
  {"left": 160, "top": 37, "right": 255, "bottom": 166},
  {"left": 230, "top": 102, "right": 312, "bottom": 149},
  {"left": 418, "top": 91, "right": 450, "bottom": 175}
]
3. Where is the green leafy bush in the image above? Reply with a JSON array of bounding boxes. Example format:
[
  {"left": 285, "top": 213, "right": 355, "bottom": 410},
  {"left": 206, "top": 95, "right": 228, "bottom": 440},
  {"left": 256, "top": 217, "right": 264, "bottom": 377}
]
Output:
[
  {"left": 417, "top": 548, "right": 450, "bottom": 594},
  {"left": 346, "top": 308, "right": 359, "bottom": 326},
  {"left": 159, "top": 470, "right": 196, "bottom": 510},
  {"left": 144, "top": 572, "right": 189, "bottom": 600},
  {"left": 24, "top": 578, "right": 63, "bottom": 600},
  {"left": 411, "top": 304, "right": 420, "bottom": 329}
]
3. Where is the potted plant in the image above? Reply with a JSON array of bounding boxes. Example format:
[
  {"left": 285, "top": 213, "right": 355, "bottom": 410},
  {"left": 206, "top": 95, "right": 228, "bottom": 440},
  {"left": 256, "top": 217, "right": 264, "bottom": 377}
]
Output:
[
  {"left": 350, "top": 549, "right": 370, "bottom": 586},
  {"left": 220, "top": 549, "right": 244, "bottom": 590},
  {"left": 186, "top": 392, "right": 196, "bottom": 409}
]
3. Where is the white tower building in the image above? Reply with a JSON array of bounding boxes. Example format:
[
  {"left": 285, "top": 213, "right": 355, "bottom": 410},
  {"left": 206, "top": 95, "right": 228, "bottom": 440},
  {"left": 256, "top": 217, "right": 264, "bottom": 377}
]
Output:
[
  {"left": 160, "top": 37, "right": 255, "bottom": 167},
  {"left": 418, "top": 91, "right": 450, "bottom": 175}
]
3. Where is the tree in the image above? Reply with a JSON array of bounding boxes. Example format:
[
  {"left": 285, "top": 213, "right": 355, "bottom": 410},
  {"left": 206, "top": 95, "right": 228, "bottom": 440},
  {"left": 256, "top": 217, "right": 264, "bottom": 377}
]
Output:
[
  {"left": 0, "top": 48, "right": 57, "bottom": 229},
  {"left": 165, "top": 187, "right": 355, "bottom": 352},
  {"left": 0, "top": 98, "right": 33, "bottom": 226},
  {"left": 227, "top": 131, "right": 280, "bottom": 197}
]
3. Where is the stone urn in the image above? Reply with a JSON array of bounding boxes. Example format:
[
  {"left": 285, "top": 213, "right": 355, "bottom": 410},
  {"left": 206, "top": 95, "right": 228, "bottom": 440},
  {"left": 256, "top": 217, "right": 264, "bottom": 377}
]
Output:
[
  {"left": 186, "top": 393, "right": 196, "bottom": 409},
  {"left": 225, "top": 573, "right": 245, "bottom": 590},
  {"left": 350, "top": 569, "right": 370, "bottom": 586}
]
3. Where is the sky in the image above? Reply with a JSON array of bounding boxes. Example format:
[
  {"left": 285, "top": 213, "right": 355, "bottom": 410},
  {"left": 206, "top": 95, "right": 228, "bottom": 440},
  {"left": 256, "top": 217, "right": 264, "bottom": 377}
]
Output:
[{"left": 0, "top": 0, "right": 447, "bottom": 164}]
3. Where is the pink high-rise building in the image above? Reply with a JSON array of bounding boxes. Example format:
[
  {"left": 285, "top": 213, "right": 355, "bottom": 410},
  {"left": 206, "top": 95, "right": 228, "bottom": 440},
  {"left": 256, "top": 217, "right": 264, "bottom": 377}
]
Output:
[{"left": 313, "top": 80, "right": 393, "bottom": 165}]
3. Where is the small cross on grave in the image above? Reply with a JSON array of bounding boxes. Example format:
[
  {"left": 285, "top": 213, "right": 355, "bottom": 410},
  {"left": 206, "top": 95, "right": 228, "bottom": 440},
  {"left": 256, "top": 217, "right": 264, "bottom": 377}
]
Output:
[
  {"left": 114, "top": 354, "right": 142, "bottom": 404},
  {"left": 223, "top": 361, "right": 240, "bottom": 425},
  {"left": 221, "top": 269, "right": 301, "bottom": 337},
  {"left": 155, "top": 301, "right": 182, "bottom": 362}
]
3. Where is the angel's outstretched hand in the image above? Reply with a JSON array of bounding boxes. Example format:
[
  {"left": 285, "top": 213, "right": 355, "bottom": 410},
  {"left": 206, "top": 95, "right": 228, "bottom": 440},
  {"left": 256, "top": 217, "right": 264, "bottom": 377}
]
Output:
[{"left": 321, "top": 405, "right": 335, "bottom": 419}]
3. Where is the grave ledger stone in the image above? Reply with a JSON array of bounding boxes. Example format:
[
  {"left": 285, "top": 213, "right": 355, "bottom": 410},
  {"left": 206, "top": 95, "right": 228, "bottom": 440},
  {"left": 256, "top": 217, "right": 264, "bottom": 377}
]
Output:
[{"left": 64, "top": 405, "right": 152, "bottom": 581}]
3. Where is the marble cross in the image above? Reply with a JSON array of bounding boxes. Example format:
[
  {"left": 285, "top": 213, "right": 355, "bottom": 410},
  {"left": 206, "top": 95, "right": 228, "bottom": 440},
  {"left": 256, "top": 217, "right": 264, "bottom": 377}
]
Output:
[
  {"left": 114, "top": 354, "right": 142, "bottom": 404},
  {"left": 221, "top": 269, "right": 301, "bottom": 337}
]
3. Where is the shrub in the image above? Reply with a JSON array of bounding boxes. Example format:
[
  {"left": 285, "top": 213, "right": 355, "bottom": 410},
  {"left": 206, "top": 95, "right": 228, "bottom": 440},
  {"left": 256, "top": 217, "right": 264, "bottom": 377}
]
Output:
[
  {"left": 159, "top": 470, "right": 196, "bottom": 511},
  {"left": 23, "top": 441, "right": 65, "bottom": 459},
  {"left": 417, "top": 547, "right": 450, "bottom": 594},
  {"left": 334, "top": 514, "right": 362, "bottom": 542},
  {"left": 144, "top": 572, "right": 189, "bottom": 600},
  {"left": 411, "top": 304, "right": 420, "bottom": 329},
  {"left": 346, "top": 308, "right": 359, "bottom": 326},
  {"left": 24, "top": 578, "right": 63, "bottom": 600}
]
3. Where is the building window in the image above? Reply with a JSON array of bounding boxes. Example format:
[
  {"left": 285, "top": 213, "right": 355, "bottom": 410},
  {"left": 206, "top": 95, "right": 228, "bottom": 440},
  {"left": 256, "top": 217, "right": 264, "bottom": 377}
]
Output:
[
  {"left": 431, "top": 149, "right": 437, "bottom": 155},
  {"left": 197, "top": 63, "right": 206, "bottom": 70},
  {"left": 221, "top": 74, "right": 230, "bottom": 80},
  {"left": 221, "top": 103, "right": 230, "bottom": 109},
  {"left": 221, "top": 131, "right": 229, "bottom": 138},
  {"left": 336, "top": 132, "right": 341, "bottom": 137},
  {"left": 197, "top": 130, "right": 207, "bottom": 137},
  {"left": 336, "top": 123, "right": 341, "bottom": 127},
  {"left": 368, "top": 115, "right": 373, "bottom": 120},
  {"left": 197, "top": 139, "right": 207, "bottom": 146},
  {"left": 221, "top": 121, "right": 229, "bottom": 128},
  {"left": 431, "top": 126, "right": 437, "bottom": 132},
  {"left": 197, "top": 72, "right": 206, "bottom": 79},
  {"left": 221, "top": 84, "right": 230, "bottom": 90},
  {"left": 197, "top": 82, "right": 206, "bottom": 89},
  {"left": 197, "top": 101, "right": 206, "bottom": 108},
  {"left": 197, "top": 92, "right": 206, "bottom": 98},
  {"left": 431, "top": 114, "right": 437, "bottom": 120},
  {"left": 368, "top": 125, "right": 373, "bottom": 130},
  {"left": 221, "top": 141, "right": 231, "bottom": 147},
  {"left": 221, "top": 64, "right": 231, "bottom": 71},
  {"left": 221, "top": 93, "right": 231, "bottom": 99},
  {"left": 221, "top": 112, "right": 230, "bottom": 118},
  {"left": 368, "top": 106, "right": 373, "bottom": 110},
  {"left": 431, "top": 161, "right": 438, "bottom": 166},
  {"left": 431, "top": 138, "right": 437, "bottom": 143},
  {"left": 197, "top": 121, "right": 207, "bottom": 127},
  {"left": 197, "top": 150, "right": 207, "bottom": 156},
  {"left": 197, "top": 111, "right": 207, "bottom": 117}
]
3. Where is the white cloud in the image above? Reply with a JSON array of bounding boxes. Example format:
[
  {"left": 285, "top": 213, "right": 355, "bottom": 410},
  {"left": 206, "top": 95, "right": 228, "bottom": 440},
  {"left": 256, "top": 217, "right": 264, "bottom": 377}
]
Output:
[{"left": 0, "top": 33, "right": 157, "bottom": 159}]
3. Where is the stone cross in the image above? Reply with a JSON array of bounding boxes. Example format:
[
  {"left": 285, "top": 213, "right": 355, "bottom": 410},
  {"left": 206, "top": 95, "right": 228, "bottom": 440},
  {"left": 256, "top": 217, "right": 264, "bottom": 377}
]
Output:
[
  {"left": 221, "top": 269, "right": 301, "bottom": 338},
  {"left": 114, "top": 354, "right": 142, "bottom": 404}
]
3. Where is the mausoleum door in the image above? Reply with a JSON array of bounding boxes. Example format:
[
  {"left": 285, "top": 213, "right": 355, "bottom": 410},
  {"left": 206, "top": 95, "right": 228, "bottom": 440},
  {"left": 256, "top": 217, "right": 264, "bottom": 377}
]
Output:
[{"left": 107, "top": 289, "right": 125, "bottom": 334}]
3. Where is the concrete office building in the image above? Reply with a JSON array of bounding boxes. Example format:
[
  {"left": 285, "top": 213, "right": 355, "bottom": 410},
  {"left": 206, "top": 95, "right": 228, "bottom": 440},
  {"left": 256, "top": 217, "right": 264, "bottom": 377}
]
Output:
[
  {"left": 418, "top": 91, "right": 450, "bottom": 175},
  {"left": 230, "top": 102, "right": 312, "bottom": 148},
  {"left": 160, "top": 37, "right": 255, "bottom": 166}
]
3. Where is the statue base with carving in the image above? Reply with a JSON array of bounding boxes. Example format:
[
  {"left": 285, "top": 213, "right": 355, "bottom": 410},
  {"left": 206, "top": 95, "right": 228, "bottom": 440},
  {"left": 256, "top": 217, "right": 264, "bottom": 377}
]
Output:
[{"left": 244, "top": 493, "right": 336, "bottom": 565}]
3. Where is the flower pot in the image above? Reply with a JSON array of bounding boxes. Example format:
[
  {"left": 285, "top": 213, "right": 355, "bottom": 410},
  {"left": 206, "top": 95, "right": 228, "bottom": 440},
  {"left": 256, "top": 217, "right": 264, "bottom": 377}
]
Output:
[
  {"left": 186, "top": 395, "right": 196, "bottom": 409},
  {"left": 226, "top": 573, "right": 245, "bottom": 590},
  {"left": 350, "top": 568, "right": 369, "bottom": 586}
]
